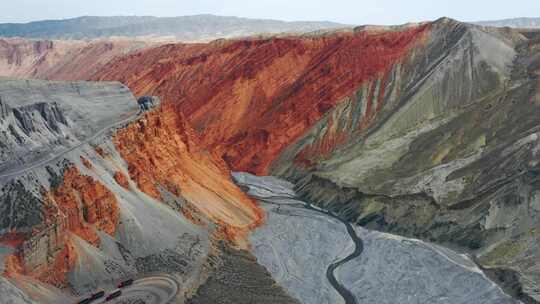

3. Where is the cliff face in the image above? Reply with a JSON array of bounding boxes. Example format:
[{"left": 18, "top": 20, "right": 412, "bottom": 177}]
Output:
[
  {"left": 0, "top": 78, "right": 262, "bottom": 302},
  {"left": 94, "top": 24, "right": 430, "bottom": 174},
  {"left": 46, "top": 166, "right": 120, "bottom": 246},
  {"left": 0, "top": 38, "right": 150, "bottom": 80},
  {"left": 0, "top": 80, "right": 137, "bottom": 289},
  {"left": 113, "top": 107, "right": 263, "bottom": 242},
  {"left": 3, "top": 166, "right": 120, "bottom": 287}
]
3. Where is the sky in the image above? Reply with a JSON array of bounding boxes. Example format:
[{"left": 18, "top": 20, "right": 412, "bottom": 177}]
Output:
[{"left": 1, "top": 0, "right": 540, "bottom": 25}]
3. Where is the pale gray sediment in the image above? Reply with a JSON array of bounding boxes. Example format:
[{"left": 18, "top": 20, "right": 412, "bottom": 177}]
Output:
[{"left": 234, "top": 172, "right": 521, "bottom": 304}]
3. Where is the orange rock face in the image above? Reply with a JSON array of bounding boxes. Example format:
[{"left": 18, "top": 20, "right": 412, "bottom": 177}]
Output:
[
  {"left": 113, "top": 171, "right": 130, "bottom": 189},
  {"left": 95, "top": 24, "right": 430, "bottom": 174},
  {"left": 31, "top": 238, "right": 76, "bottom": 287},
  {"left": 46, "top": 167, "right": 120, "bottom": 246},
  {"left": 3, "top": 167, "right": 120, "bottom": 286},
  {"left": 3, "top": 234, "right": 76, "bottom": 288},
  {"left": 113, "top": 107, "right": 264, "bottom": 242},
  {"left": 80, "top": 156, "right": 93, "bottom": 169},
  {"left": 1, "top": 233, "right": 26, "bottom": 279},
  {"left": 3, "top": 254, "right": 24, "bottom": 277}
]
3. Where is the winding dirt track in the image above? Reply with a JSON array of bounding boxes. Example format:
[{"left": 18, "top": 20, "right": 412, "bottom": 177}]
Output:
[{"left": 95, "top": 275, "right": 178, "bottom": 304}]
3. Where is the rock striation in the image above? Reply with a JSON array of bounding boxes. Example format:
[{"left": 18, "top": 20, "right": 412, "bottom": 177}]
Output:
[
  {"left": 113, "top": 106, "right": 264, "bottom": 244},
  {"left": 94, "top": 23, "right": 430, "bottom": 174}
]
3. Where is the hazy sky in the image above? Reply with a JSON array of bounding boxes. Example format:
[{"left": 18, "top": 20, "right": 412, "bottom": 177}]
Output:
[{"left": 2, "top": 0, "right": 540, "bottom": 25}]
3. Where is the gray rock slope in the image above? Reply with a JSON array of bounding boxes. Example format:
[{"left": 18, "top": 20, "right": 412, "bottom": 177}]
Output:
[
  {"left": 269, "top": 18, "right": 540, "bottom": 303},
  {"left": 186, "top": 242, "right": 300, "bottom": 304},
  {"left": 0, "top": 276, "right": 37, "bottom": 304},
  {"left": 234, "top": 172, "right": 520, "bottom": 304},
  {"left": 0, "top": 78, "right": 211, "bottom": 303},
  {"left": 0, "top": 78, "right": 137, "bottom": 175}
]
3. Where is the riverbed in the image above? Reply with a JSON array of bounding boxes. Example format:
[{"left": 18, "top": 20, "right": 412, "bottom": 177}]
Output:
[{"left": 233, "top": 172, "right": 521, "bottom": 304}]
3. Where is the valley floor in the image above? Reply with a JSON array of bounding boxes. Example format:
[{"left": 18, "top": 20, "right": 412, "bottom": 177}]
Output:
[{"left": 233, "top": 172, "right": 522, "bottom": 304}]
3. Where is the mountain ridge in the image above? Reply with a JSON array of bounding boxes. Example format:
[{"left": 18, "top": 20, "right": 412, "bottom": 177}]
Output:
[{"left": 0, "top": 15, "right": 347, "bottom": 40}]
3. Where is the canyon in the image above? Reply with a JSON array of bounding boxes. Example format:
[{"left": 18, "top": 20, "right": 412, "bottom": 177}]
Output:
[
  {"left": 92, "top": 17, "right": 540, "bottom": 303},
  {"left": 1, "top": 15, "right": 540, "bottom": 304}
]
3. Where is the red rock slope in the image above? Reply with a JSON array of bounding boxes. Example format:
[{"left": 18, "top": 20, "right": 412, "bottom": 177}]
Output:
[
  {"left": 113, "top": 107, "right": 264, "bottom": 243},
  {"left": 94, "top": 24, "right": 430, "bottom": 174},
  {"left": 0, "top": 38, "right": 151, "bottom": 80}
]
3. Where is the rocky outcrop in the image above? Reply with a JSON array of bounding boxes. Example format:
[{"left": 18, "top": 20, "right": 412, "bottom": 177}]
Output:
[
  {"left": 113, "top": 107, "right": 263, "bottom": 245},
  {"left": 0, "top": 78, "right": 256, "bottom": 302},
  {"left": 0, "top": 78, "right": 137, "bottom": 174},
  {"left": 0, "top": 79, "right": 142, "bottom": 291},
  {"left": 45, "top": 166, "right": 120, "bottom": 246},
  {"left": 112, "top": 171, "right": 129, "bottom": 189},
  {"left": 0, "top": 79, "right": 136, "bottom": 288}
]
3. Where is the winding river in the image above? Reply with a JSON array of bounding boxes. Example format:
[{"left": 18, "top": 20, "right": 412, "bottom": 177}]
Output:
[
  {"left": 307, "top": 203, "right": 363, "bottom": 304},
  {"left": 233, "top": 173, "right": 363, "bottom": 304},
  {"left": 234, "top": 172, "right": 523, "bottom": 304}
]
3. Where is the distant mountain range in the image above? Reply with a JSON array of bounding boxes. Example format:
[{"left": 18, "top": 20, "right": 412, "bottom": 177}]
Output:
[
  {"left": 0, "top": 15, "right": 347, "bottom": 40},
  {"left": 475, "top": 17, "right": 540, "bottom": 28}
]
